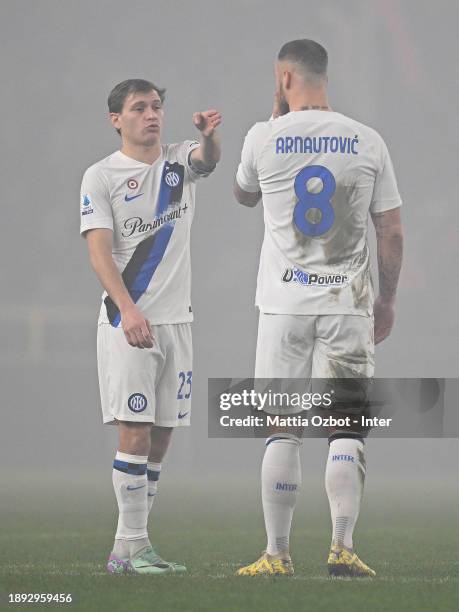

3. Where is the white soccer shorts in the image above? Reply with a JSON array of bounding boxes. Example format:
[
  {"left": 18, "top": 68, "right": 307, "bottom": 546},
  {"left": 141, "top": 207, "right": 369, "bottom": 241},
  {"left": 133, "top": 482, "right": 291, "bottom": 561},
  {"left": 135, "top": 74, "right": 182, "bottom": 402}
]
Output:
[
  {"left": 97, "top": 322, "right": 192, "bottom": 427},
  {"left": 255, "top": 313, "right": 374, "bottom": 416}
]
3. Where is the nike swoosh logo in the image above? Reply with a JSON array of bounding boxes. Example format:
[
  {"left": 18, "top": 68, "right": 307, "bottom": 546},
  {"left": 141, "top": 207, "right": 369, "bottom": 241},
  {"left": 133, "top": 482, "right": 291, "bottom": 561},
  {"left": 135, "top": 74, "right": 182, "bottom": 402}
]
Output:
[
  {"left": 126, "top": 484, "right": 146, "bottom": 491},
  {"left": 178, "top": 412, "right": 189, "bottom": 420},
  {"left": 124, "top": 193, "right": 144, "bottom": 202}
]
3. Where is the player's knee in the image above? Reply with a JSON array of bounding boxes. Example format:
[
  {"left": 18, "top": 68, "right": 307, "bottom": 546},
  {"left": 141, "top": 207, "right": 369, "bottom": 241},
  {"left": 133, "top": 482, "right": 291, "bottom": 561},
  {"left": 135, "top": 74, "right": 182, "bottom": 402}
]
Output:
[{"left": 118, "top": 421, "right": 152, "bottom": 455}]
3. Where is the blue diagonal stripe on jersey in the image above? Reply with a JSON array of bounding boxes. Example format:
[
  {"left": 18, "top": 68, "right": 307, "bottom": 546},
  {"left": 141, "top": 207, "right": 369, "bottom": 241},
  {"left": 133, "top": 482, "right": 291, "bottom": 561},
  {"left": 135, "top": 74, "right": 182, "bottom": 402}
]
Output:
[
  {"left": 129, "top": 224, "right": 173, "bottom": 302},
  {"left": 108, "top": 224, "right": 173, "bottom": 328},
  {"left": 105, "top": 161, "right": 184, "bottom": 327}
]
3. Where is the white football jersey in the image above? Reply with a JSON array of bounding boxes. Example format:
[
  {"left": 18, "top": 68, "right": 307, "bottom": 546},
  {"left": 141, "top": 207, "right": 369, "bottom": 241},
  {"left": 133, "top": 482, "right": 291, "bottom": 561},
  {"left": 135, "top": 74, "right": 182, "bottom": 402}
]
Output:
[
  {"left": 80, "top": 141, "right": 211, "bottom": 325},
  {"left": 236, "top": 111, "right": 402, "bottom": 316}
]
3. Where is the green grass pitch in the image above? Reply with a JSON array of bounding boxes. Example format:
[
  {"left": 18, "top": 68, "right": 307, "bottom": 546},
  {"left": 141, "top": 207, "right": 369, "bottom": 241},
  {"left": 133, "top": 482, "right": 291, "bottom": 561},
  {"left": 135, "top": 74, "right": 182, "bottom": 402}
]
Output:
[{"left": 1, "top": 474, "right": 458, "bottom": 612}]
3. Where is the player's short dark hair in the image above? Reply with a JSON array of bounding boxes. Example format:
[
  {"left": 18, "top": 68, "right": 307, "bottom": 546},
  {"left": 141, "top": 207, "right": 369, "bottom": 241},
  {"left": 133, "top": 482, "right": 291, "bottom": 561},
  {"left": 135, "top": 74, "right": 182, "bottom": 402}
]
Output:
[
  {"left": 107, "top": 79, "right": 166, "bottom": 114},
  {"left": 278, "top": 39, "right": 328, "bottom": 77}
]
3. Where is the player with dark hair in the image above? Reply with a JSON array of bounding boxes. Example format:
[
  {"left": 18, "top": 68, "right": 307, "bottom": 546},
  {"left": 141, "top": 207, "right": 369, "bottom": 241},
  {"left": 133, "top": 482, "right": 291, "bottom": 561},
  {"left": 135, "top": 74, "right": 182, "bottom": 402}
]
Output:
[
  {"left": 80, "top": 79, "right": 221, "bottom": 574},
  {"left": 234, "top": 39, "right": 403, "bottom": 577}
]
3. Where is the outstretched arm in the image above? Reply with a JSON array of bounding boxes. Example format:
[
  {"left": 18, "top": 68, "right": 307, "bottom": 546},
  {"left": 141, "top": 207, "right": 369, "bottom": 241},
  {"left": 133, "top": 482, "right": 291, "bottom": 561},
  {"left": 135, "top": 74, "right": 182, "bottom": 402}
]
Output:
[
  {"left": 190, "top": 109, "right": 222, "bottom": 172},
  {"left": 371, "top": 207, "right": 404, "bottom": 344}
]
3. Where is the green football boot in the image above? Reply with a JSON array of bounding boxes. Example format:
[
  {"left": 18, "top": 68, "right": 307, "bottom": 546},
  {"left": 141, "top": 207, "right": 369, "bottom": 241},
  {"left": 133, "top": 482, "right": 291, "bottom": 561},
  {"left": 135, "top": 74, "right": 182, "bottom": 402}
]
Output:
[{"left": 127, "top": 546, "right": 187, "bottom": 575}]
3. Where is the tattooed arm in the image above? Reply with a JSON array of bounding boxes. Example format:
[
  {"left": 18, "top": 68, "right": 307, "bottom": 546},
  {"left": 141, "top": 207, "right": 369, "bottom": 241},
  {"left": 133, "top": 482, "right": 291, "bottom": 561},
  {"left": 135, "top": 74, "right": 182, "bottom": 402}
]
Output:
[{"left": 371, "top": 207, "right": 403, "bottom": 344}]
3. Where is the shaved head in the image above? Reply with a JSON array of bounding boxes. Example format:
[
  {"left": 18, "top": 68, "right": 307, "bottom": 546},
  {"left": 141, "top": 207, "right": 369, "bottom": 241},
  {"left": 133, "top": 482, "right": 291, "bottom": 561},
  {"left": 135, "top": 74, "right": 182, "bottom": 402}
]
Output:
[{"left": 277, "top": 39, "right": 328, "bottom": 83}]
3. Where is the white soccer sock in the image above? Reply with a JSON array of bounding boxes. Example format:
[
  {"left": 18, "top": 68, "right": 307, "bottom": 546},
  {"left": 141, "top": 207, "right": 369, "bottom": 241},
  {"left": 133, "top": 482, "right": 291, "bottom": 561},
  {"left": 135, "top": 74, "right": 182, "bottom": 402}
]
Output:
[
  {"left": 262, "top": 435, "right": 302, "bottom": 556},
  {"left": 325, "top": 438, "right": 366, "bottom": 550},
  {"left": 147, "top": 462, "right": 161, "bottom": 514},
  {"left": 112, "top": 451, "right": 149, "bottom": 558}
]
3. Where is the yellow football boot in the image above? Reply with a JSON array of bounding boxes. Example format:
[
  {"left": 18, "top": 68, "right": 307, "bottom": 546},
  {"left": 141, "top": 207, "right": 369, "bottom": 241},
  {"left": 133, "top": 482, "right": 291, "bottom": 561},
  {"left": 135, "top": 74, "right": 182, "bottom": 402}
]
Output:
[
  {"left": 236, "top": 552, "right": 294, "bottom": 576},
  {"left": 327, "top": 545, "right": 376, "bottom": 577}
]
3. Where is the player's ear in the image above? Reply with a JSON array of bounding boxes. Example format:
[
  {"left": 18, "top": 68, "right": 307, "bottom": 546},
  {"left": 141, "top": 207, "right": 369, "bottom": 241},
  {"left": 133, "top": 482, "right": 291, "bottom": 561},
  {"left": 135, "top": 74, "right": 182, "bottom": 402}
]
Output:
[
  {"left": 109, "top": 112, "right": 121, "bottom": 131},
  {"left": 283, "top": 70, "right": 292, "bottom": 91}
]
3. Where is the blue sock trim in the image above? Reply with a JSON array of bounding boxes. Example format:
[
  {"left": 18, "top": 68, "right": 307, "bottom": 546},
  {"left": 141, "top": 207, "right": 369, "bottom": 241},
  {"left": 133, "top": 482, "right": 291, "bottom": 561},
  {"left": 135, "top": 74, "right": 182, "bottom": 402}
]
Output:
[
  {"left": 328, "top": 432, "right": 365, "bottom": 445},
  {"left": 113, "top": 459, "right": 147, "bottom": 475},
  {"left": 265, "top": 435, "right": 297, "bottom": 447},
  {"left": 147, "top": 469, "right": 160, "bottom": 482}
]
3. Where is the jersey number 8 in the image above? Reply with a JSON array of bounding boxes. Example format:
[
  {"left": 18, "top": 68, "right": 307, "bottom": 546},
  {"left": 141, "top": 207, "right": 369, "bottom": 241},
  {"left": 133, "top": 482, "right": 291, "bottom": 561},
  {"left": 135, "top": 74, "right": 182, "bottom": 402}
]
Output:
[{"left": 293, "top": 165, "right": 336, "bottom": 237}]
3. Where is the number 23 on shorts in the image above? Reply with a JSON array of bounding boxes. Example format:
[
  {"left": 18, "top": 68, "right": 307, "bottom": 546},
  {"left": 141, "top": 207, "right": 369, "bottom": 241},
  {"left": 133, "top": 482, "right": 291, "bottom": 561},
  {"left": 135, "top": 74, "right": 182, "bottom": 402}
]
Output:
[
  {"left": 293, "top": 165, "right": 336, "bottom": 237},
  {"left": 177, "top": 371, "right": 192, "bottom": 400}
]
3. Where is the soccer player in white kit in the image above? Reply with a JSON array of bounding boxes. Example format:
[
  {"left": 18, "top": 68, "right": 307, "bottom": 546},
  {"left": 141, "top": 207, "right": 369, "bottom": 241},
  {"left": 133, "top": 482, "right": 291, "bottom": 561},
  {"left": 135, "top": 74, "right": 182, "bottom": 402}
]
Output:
[
  {"left": 80, "top": 79, "right": 221, "bottom": 574},
  {"left": 234, "top": 40, "right": 403, "bottom": 577}
]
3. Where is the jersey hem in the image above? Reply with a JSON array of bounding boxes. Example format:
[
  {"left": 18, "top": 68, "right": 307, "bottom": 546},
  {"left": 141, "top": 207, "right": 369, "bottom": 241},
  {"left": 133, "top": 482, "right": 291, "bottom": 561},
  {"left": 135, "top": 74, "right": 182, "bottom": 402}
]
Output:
[
  {"left": 97, "top": 318, "right": 193, "bottom": 327},
  {"left": 257, "top": 306, "right": 372, "bottom": 317},
  {"left": 103, "top": 416, "right": 191, "bottom": 427},
  {"left": 80, "top": 219, "right": 114, "bottom": 235},
  {"left": 370, "top": 199, "right": 402, "bottom": 214}
]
